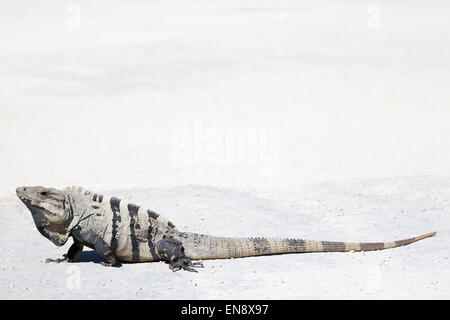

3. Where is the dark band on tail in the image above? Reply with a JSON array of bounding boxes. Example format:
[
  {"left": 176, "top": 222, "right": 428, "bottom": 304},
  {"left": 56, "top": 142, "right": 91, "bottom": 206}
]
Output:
[
  {"left": 322, "top": 241, "right": 347, "bottom": 252},
  {"left": 359, "top": 242, "right": 385, "bottom": 251}
]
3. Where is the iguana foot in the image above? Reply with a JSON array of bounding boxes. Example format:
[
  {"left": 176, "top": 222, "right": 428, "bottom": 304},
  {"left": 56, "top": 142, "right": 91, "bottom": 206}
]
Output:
[
  {"left": 157, "top": 236, "right": 204, "bottom": 272},
  {"left": 169, "top": 259, "right": 204, "bottom": 273},
  {"left": 100, "top": 261, "right": 122, "bottom": 267}
]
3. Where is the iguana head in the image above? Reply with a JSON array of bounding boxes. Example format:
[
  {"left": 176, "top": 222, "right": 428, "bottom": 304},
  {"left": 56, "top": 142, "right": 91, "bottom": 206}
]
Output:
[{"left": 16, "top": 186, "right": 74, "bottom": 246}]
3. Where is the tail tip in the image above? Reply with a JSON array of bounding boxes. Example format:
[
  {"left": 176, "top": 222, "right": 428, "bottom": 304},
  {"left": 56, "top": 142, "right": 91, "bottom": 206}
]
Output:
[{"left": 417, "top": 231, "right": 436, "bottom": 240}]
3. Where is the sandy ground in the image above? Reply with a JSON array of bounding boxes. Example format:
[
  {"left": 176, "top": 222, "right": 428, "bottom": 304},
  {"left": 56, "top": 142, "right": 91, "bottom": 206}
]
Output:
[{"left": 0, "top": 0, "right": 449, "bottom": 299}]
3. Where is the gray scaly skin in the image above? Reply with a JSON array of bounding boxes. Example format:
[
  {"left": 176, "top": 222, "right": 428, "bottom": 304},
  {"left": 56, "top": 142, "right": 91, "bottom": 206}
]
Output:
[{"left": 16, "top": 185, "right": 436, "bottom": 272}]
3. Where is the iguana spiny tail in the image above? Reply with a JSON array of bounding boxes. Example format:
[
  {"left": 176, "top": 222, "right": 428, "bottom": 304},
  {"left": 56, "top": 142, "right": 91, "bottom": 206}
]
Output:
[
  {"left": 170, "top": 231, "right": 436, "bottom": 261},
  {"left": 16, "top": 186, "right": 436, "bottom": 272}
]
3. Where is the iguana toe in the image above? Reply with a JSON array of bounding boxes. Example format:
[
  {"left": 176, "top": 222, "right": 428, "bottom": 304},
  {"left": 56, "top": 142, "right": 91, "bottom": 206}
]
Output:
[{"left": 45, "top": 257, "right": 68, "bottom": 263}]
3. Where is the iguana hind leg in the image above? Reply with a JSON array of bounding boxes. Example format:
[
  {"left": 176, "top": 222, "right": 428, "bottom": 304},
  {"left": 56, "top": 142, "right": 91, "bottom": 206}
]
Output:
[
  {"left": 156, "top": 236, "right": 204, "bottom": 272},
  {"left": 46, "top": 238, "right": 84, "bottom": 263}
]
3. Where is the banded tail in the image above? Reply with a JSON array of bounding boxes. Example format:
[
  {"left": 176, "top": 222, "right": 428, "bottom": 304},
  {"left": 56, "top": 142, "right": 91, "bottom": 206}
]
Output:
[{"left": 178, "top": 232, "right": 436, "bottom": 260}]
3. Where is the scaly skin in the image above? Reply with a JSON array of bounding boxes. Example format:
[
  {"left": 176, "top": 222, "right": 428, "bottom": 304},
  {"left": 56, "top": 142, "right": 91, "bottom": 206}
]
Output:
[{"left": 16, "top": 186, "right": 436, "bottom": 272}]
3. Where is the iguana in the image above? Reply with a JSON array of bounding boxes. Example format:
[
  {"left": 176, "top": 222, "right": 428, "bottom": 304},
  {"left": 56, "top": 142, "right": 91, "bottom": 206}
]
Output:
[{"left": 16, "top": 185, "right": 436, "bottom": 272}]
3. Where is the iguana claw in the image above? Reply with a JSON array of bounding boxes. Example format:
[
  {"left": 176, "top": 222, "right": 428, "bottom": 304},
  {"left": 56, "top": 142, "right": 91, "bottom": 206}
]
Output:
[{"left": 45, "top": 257, "right": 68, "bottom": 263}]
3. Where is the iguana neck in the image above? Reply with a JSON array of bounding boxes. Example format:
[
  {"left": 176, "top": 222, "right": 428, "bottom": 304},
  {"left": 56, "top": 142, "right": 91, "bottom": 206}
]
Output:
[{"left": 65, "top": 192, "right": 95, "bottom": 233}]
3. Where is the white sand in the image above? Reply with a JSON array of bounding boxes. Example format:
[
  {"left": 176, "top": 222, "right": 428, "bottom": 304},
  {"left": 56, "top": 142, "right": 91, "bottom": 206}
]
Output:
[{"left": 0, "top": 0, "right": 449, "bottom": 299}]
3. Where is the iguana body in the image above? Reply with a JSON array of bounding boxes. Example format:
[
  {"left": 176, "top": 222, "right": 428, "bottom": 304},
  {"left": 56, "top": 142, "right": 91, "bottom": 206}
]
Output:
[{"left": 16, "top": 186, "right": 436, "bottom": 272}]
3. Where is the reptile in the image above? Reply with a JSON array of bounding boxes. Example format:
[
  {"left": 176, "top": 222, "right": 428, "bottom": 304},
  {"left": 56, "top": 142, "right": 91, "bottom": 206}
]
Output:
[{"left": 16, "top": 185, "right": 436, "bottom": 272}]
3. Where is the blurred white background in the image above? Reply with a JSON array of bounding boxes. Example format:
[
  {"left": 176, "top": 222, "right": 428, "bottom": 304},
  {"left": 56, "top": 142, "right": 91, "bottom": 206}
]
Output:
[{"left": 1, "top": 0, "right": 449, "bottom": 198}]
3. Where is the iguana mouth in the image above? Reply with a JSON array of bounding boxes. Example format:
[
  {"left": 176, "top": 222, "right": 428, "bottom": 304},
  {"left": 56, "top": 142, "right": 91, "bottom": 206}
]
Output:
[
  {"left": 17, "top": 196, "right": 32, "bottom": 207},
  {"left": 16, "top": 195, "right": 33, "bottom": 208}
]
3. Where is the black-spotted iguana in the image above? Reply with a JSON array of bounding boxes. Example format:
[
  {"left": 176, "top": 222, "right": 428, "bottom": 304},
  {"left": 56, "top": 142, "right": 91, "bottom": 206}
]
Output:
[{"left": 16, "top": 185, "right": 436, "bottom": 272}]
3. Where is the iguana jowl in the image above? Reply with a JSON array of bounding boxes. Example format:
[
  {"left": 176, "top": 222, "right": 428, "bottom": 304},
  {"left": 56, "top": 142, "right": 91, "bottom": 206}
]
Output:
[{"left": 16, "top": 186, "right": 436, "bottom": 272}]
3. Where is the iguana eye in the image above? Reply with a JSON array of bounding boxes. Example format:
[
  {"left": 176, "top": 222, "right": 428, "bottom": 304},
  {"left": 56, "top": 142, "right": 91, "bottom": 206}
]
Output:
[{"left": 40, "top": 191, "right": 48, "bottom": 196}]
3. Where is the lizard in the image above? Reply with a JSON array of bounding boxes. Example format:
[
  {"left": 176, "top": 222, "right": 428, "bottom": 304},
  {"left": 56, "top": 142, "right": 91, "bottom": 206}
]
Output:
[{"left": 16, "top": 185, "right": 436, "bottom": 272}]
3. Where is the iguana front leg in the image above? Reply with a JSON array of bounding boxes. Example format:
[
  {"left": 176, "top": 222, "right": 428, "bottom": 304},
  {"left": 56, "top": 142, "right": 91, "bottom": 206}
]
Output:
[
  {"left": 46, "top": 238, "right": 84, "bottom": 263},
  {"left": 71, "top": 228, "right": 122, "bottom": 267},
  {"left": 156, "top": 236, "right": 204, "bottom": 272}
]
